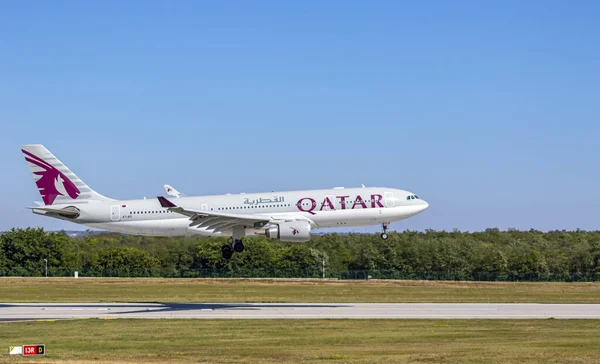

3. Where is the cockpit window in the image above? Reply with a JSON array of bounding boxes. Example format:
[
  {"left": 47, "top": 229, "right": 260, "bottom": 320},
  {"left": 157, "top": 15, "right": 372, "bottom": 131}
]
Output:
[{"left": 407, "top": 195, "right": 420, "bottom": 200}]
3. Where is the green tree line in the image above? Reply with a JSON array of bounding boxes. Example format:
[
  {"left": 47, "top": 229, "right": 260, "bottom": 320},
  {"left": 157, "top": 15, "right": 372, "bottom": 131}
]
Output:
[{"left": 1, "top": 228, "right": 600, "bottom": 281}]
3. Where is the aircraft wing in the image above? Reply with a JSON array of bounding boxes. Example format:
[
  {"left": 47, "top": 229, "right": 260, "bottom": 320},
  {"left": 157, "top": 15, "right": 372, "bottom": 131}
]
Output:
[{"left": 157, "top": 196, "right": 271, "bottom": 232}]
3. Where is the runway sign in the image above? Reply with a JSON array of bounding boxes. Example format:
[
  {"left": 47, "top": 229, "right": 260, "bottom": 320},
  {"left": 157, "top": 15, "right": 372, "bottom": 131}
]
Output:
[
  {"left": 9, "top": 346, "right": 22, "bottom": 355},
  {"left": 23, "top": 345, "right": 45, "bottom": 356}
]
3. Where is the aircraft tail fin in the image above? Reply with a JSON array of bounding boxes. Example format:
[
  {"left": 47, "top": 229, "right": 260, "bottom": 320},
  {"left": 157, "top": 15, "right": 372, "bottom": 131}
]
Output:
[
  {"left": 21, "top": 144, "right": 112, "bottom": 205},
  {"left": 164, "top": 184, "right": 182, "bottom": 198}
]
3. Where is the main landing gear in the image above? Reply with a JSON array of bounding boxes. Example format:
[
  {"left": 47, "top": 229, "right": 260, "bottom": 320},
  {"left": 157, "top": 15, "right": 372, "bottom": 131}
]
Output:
[
  {"left": 380, "top": 223, "right": 390, "bottom": 240},
  {"left": 233, "top": 239, "right": 245, "bottom": 253},
  {"left": 221, "top": 239, "right": 244, "bottom": 260},
  {"left": 221, "top": 238, "right": 244, "bottom": 260},
  {"left": 222, "top": 227, "right": 246, "bottom": 260}
]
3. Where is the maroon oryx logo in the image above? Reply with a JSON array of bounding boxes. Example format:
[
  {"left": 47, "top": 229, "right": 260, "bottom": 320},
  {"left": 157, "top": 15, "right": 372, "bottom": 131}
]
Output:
[
  {"left": 22, "top": 149, "right": 80, "bottom": 205},
  {"left": 292, "top": 228, "right": 299, "bottom": 235}
]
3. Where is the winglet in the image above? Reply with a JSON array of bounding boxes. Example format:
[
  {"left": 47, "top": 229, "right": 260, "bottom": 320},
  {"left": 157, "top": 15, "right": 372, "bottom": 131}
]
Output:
[{"left": 157, "top": 196, "right": 177, "bottom": 208}]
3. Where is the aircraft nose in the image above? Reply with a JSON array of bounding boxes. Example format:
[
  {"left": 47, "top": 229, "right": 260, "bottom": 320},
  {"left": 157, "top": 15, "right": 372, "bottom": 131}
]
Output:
[{"left": 420, "top": 200, "right": 429, "bottom": 211}]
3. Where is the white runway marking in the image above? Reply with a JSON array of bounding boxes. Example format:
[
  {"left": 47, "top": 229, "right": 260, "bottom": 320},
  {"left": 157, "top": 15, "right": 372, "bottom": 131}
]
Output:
[{"left": 2, "top": 303, "right": 600, "bottom": 320}]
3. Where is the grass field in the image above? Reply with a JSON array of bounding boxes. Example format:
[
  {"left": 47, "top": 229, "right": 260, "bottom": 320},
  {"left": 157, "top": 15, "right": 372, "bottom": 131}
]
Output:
[
  {"left": 1, "top": 278, "right": 599, "bottom": 303},
  {"left": 1, "top": 319, "right": 599, "bottom": 363}
]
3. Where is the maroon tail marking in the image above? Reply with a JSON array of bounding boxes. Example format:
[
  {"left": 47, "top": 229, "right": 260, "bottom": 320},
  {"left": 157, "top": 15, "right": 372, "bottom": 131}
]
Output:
[{"left": 22, "top": 149, "right": 80, "bottom": 205}]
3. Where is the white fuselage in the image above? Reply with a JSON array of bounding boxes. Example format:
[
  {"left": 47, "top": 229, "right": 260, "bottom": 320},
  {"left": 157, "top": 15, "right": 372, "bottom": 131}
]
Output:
[{"left": 34, "top": 187, "right": 428, "bottom": 237}]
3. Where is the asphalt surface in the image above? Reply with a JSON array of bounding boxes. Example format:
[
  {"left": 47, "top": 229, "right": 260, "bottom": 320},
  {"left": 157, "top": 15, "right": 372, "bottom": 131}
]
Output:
[{"left": 1, "top": 303, "right": 600, "bottom": 320}]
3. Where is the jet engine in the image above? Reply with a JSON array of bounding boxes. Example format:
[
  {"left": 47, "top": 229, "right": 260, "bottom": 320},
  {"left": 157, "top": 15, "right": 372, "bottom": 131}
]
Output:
[{"left": 264, "top": 221, "right": 311, "bottom": 242}]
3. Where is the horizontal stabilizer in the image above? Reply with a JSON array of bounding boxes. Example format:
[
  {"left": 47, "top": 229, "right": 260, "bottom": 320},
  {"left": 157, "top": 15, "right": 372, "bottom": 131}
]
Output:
[{"left": 26, "top": 205, "right": 80, "bottom": 218}]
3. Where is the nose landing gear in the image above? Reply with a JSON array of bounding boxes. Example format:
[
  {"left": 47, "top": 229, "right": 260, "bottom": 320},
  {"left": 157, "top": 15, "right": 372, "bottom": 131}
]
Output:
[{"left": 380, "top": 223, "right": 390, "bottom": 240}]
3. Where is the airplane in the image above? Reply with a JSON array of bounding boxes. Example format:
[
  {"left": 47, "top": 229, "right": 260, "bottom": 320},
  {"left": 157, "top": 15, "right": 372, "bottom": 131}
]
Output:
[
  {"left": 164, "top": 184, "right": 183, "bottom": 198},
  {"left": 21, "top": 144, "right": 429, "bottom": 259}
]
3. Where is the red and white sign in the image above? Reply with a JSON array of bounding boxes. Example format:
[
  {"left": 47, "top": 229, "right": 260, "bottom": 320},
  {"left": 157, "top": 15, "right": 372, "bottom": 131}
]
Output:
[{"left": 23, "top": 345, "right": 44, "bottom": 356}]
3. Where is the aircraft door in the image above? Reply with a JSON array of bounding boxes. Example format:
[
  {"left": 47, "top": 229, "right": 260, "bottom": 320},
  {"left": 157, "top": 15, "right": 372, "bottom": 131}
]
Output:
[
  {"left": 110, "top": 205, "right": 121, "bottom": 221},
  {"left": 201, "top": 204, "right": 209, "bottom": 211},
  {"left": 384, "top": 192, "right": 395, "bottom": 208}
]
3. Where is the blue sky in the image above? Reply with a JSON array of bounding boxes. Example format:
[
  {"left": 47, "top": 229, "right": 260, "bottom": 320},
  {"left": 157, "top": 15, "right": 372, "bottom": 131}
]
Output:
[{"left": 1, "top": 1, "right": 599, "bottom": 232}]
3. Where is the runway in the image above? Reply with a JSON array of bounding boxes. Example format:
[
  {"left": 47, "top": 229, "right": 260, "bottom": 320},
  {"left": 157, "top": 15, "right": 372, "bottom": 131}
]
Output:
[{"left": 2, "top": 303, "right": 600, "bottom": 320}]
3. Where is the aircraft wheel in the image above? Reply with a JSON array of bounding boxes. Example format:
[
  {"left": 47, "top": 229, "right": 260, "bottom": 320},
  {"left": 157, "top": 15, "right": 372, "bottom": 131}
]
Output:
[
  {"left": 233, "top": 240, "right": 244, "bottom": 253},
  {"left": 380, "top": 233, "right": 388, "bottom": 240},
  {"left": 222, "top": 245, "right": 233, "bottom": 260}
]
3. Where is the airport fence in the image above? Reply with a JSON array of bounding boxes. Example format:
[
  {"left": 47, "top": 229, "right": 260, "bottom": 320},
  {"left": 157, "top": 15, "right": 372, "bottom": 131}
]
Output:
[{"left": 1, "top": 267, "right": 600, "bottom": 282}]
